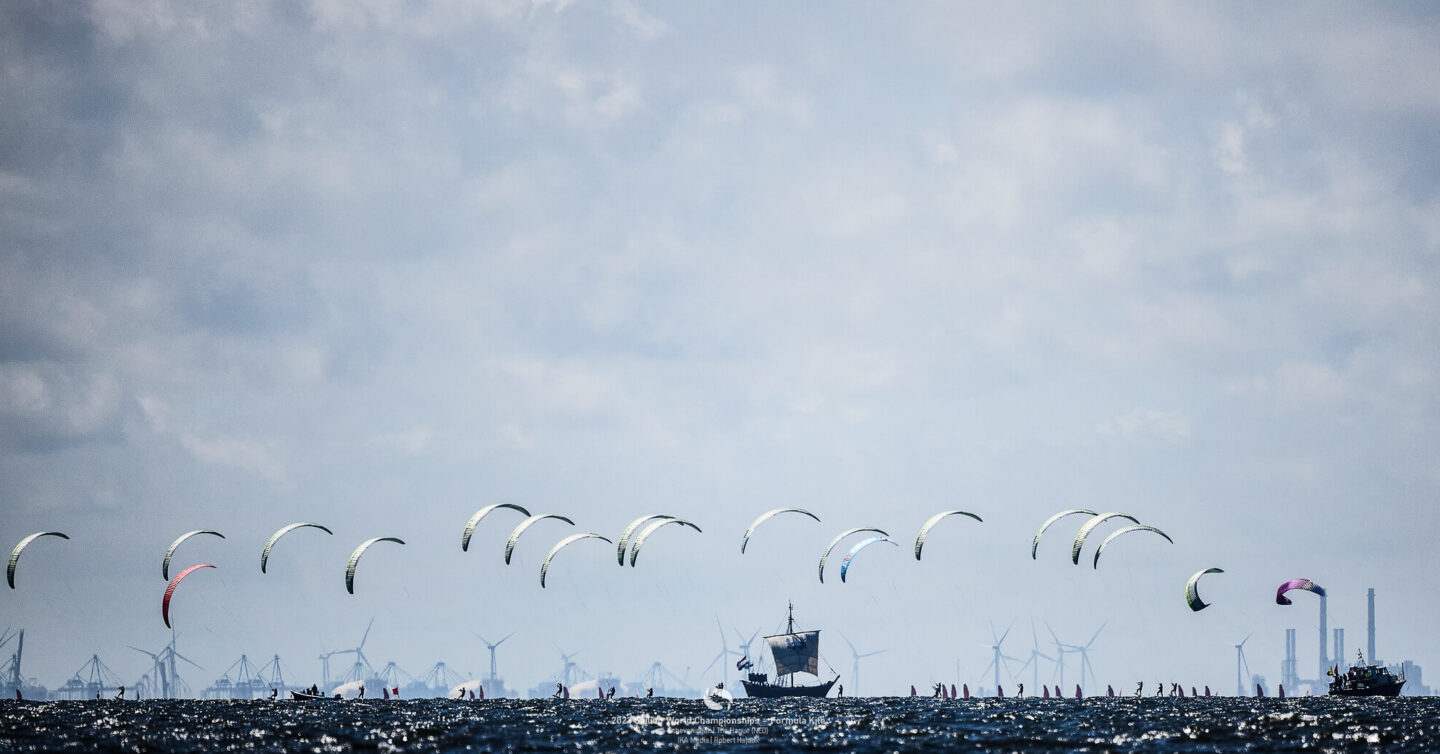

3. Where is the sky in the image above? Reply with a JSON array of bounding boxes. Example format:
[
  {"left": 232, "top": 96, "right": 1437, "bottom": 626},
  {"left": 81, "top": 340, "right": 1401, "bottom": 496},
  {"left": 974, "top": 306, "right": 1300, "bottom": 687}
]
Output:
[{"left": 2, "top": 1, "right": 1439, "bottom": 698}]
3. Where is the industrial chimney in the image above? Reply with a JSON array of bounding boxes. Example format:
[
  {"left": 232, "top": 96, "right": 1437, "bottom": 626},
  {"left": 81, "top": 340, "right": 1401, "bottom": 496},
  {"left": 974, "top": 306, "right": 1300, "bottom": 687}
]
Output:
[{"left": 1367, "top": 588, "right": 1376, "bottom": 662}]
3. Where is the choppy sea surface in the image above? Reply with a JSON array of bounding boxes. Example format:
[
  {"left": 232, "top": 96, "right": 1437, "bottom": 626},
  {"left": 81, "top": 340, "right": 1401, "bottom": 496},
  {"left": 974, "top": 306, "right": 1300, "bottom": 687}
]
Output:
[{"left": 3, "top": 697, "right": 1438, "bottom": 752}]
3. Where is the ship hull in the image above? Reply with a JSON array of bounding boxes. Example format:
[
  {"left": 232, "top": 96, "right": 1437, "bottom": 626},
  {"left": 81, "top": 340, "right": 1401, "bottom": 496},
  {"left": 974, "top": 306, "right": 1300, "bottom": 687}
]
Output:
[
  {"left": 1329, "top": 679, "right": 1405, "bottom": 697},
  {"left": 740, "top": 677, "right": 837, "bottom": 698}
]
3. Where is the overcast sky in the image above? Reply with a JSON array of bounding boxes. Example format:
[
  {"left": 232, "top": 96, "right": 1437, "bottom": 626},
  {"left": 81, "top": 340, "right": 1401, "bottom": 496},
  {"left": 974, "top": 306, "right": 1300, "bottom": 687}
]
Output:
[{"left": 3, "top": 1, "right": 1439, "bottom": 697}]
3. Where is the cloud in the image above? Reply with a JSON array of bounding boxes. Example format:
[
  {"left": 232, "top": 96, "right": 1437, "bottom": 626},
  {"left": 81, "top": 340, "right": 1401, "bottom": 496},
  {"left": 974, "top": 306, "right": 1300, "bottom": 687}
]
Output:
[
  {"left": 611, "top": 0, "right": 667, "bottom": 41},
  {"left": 0, "top": 364, "right": 123, "bottom": 452},
  {"left": 367, "top": 424, "right": 438, "bottom": 456},
  {"left": 1096, "top": 409, "right": 1192, "bottom": 444},
  {"left": 1273, "top": 362, "right": 1348, "bottom": 408},
  {"left": 174, "top": 431, "right": 287, "bottom": 483},
  {"left": 137, "top": 395, "right": 287, "bottom": 482}
]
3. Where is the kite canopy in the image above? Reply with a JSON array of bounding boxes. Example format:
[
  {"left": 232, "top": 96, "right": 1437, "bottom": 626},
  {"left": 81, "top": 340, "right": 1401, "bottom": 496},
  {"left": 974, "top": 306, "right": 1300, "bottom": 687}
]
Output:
[
  {"left": 1091, "top": 525, "right": 1173, "bottom": 568},
  {"left": 1030, "top": 509, "right": 1099, "bottom": 559},
  {"left": 504, "top": 515, "right": 575, "bottom": 565},
  {"left": 740, "top": 508, "right": 820, "bottom": 554},
  {"left": 1069, "top": 512, "right": 1140, "bottom": 565},
  {"left": 540, "top": 533, "right": 612, "bottom": 588},
  {"left": 261, "top": 523, "right": 332, "bottom": 573},
  {"left": 345, "top": 537, "right": 405, "bottom": 594},
  {"left": 461, "top": 504, "right": 531, "bottom": 552},
  {"left": 615, "top": 514, "right": 675, "bottom": 565},
  {"left": 627, "top": 519, "right": 701, "bottom": 567},
  {"left": 840, "top": 536, "right": 898, "bottom": 583},
  {"left": 163, "top": 530, "right": 225, "bottom": 580},
  {"left": 7, "top": 531, "right": 69, "bottom": 589},
  {"left": 818, "top": 527, "right": 889, "bottom": 583},
  {"left": 1186, "top": 568, "right": 1225, "bottom": 611},
  {"left": 913, "top": 510, "right": 983, "bottom": 560},
  {"left": 162, "top": 563, "right": 215, "bottom": 628},
  {"left": 1276, "top": 578, "right": 1325, "bottom": 605}
]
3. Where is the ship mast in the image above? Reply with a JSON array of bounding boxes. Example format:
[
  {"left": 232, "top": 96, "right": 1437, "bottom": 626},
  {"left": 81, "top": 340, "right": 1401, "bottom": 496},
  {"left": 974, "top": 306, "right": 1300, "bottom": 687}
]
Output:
[{"left": 787, "top": 602, "right": 794, "bottom": 687}]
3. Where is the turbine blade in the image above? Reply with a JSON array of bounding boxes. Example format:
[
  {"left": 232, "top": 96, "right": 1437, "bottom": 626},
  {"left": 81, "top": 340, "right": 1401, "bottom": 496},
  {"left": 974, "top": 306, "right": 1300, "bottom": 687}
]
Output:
[{"left": 174, "top": 652, "right": 205, "bottom": 671}]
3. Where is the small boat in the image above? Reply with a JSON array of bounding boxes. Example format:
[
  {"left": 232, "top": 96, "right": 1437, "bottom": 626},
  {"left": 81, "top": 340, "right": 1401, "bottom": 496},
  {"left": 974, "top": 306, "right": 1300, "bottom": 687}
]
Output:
[
  {"left": 290, "top": 690, "right": 329, "bottom": 700},
  {"left": 1330, "top": 651, "right": 1405, "bottom": 697},
  {"left": 738, "top": 603, "right": 839, "bottom": 698}
]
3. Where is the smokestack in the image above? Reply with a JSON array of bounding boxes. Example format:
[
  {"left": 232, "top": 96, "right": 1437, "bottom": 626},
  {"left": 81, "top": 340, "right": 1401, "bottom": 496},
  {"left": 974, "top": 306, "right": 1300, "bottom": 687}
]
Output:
[
  {"left": 1367, "top": 588, "right": 1376, "bottom": 663},
  {"left": 1319, "top": 592, "right": 1328, "bottom": 677},
  {"left": 1283, "top": 628, "right": 1297, "bottom": 691},
  {"left": 1334, "top": 628, "right": 1344, "bottom": 672}
]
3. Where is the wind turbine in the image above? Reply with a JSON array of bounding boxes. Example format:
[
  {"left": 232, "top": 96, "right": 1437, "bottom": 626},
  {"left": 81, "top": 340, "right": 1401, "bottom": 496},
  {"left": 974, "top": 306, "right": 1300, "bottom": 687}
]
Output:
[
  {"left": 318, "top": 649, "right": 341, "bottom": 687},
  {"left": 700, "top": 618, "right": 730, "bottom": 687},
  {"left": 551, "top": 645, "right": 585, "bottom": 688},
  {"left": 1016, "top": 623, "right": 1055, "bottom": 693},
  {"left": 331, "top": 618, "right": 377, "bottom": 684},
  {"left": 1045, "top": 623, "right": 1068, "bottom": 689},
  {"left": 129, "top": 646, "right": 167, "bottom": 699},
  {"left": 1062, "top": 624, "right": 1104, "bottom": 695},
  {"left": 164, "top": 636, "right": 204, "bottom": 698},
  {"left": 838, "top": 631, "right": 886, "bottom": 696},
  {"left": 131, "top": 636, "right": 203, "bottom": 698},
  {"left": 733, "top": 628, "right": 760, "bottom": 675},
  {"left": 1235, "top": 633, "right": 1253, "bottom": 697},
  {"left": 982, "top": 622, "right": 1021, "bottom": 694},
  {"left": 474, "top": 632, "right": 514, "bottom": 691}
]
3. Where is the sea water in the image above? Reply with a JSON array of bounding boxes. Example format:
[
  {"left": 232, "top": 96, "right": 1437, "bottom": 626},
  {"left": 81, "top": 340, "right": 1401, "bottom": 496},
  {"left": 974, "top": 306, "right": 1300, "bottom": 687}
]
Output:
[{"left": 2, "top": 696, "right": 1435, "bottom": 752}]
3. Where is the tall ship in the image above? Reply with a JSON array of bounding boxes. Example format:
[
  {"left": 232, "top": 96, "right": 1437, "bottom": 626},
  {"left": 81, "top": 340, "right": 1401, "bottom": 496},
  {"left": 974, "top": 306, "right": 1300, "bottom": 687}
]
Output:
[
  {"left": 1329, "top": 651, "right": 1405, "bottom": 697},
  {"left": 739, "top": 603, "right": 838, "bottom": 698}
]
